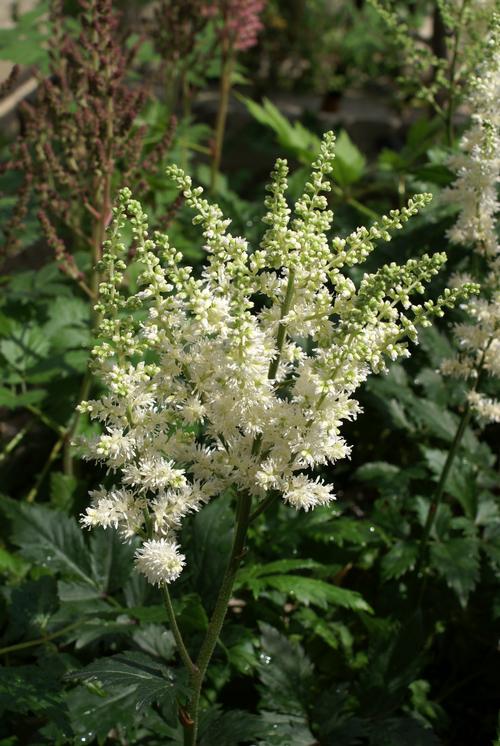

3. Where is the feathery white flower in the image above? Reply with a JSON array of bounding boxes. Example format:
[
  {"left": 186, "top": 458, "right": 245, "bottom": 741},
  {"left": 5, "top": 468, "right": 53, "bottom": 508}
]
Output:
[
  {"left": 134, "top": 540, "right": 186, "bottom": 585},
  {"left": 79, "top": 131, "right": 475, "bottom": 583},
  {"left": 441, "top": 17, "right": 500, "bottom": 425}
]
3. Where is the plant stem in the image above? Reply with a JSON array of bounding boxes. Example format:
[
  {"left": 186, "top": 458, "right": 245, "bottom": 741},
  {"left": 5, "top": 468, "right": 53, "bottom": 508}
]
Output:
[
  {"left": 0, "top": 423, "right": 31, "bottom": 463},
  {"left": 26, "top": 432, "right": 65, "bottom": 503},
  {"left": 249, "top": 491, "right": 279, "bottom": 523},
  {"left": 444, "top": 0, "right": 469, "bottom": 145},
  {"left": 415, "top": 337, "right": 491, "bottom": 581},
  {"left": 210, "top": 40, "right": 234, "bottom": 193},
  {"left": 252, "top": 267, "right": 296, "bottom": 459},
  {"left": 0, "top": 622, "right": 81, "bottom": 656},
  {"left": 182, "top": 491, "right": 253, "bottom": 746},
  {"left": 415, "top": 402, "right": 471, "bottom": 577},
  {"left": 63, "top": 368, "right": 93, "bottom": 477},
  {"left": 268, "top": 267, "right": 296, "bottom": 381},
  {"left": 161, "top": 586, "right": 196, "bottom": 675}
]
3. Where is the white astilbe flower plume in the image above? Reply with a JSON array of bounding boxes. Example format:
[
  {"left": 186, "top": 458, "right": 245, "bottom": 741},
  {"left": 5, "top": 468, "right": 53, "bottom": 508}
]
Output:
[
  {"left": 135, "top": 540, "right": 186, "bottom": 585},
  {"left": 441, "top": 14, "right": 500, "bottom": 423},
  {"left": 79, "top": 131, "right": 476, "bottom": 584}
]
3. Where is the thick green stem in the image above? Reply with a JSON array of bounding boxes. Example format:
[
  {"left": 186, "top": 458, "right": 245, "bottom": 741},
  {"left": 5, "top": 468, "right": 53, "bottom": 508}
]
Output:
[
  {"left": 415, "top": 402, "right": 471, "bottom": 577},
  {"left": 183, "top": 491, "right": 253, "bottom": 746}
]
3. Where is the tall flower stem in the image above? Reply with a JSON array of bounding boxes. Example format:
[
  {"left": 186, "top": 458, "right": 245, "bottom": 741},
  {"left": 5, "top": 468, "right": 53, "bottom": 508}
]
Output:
[
  {"left": 182, "top": 491, "right": 253, "bottom": 746},
  {"left": 63, "top": 171, "right": 111, "bottom": 477},
  {"left": 161, "top": 586, "right": 196, "bottom": 675},
  {"left": 415, "top": 341, "right": 490, "bottom": 581},
  {"left": 415, "top": 402, "right": 471, "bottom": 578},
  {"left": 210, "top": 38, "right": 234, "bottom": 193},
  {"left": 444, "top": 0, "right": 469, "bottom": 145}
]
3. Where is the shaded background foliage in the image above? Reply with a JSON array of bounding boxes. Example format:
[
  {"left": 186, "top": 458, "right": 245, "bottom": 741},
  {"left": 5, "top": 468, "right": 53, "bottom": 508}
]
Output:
[{"left": 0, "top": 1, "right": 499, "bottom": 744}]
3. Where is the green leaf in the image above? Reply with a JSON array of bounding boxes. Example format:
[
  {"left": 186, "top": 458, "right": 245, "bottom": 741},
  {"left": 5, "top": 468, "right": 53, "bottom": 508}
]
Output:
[
  {"left": 188, "top": 496, "right": 233, "bottom": 608},
  {"left": 240, "top": 96, "right": 320, "bottom": 165},
  {"left": 332, "top": 130, "right": 366, "bottom": 187},
  {"left": 1, "top": 576, "right": 58, "bottom": 645},
  {"left": 89, "top": 528, "right": 135, "bottom": 594},
  {"left": 49, "top": 472, "right": 78, "bottom": 512},
  {"left": 67, "top": 684, "right": 138, "bottom": 742},
  {"left": 381, "top": 542, "right": 418, "bottom": 580},
  {"left": 411, "top": 399, "right": 459, "bottom": 442},
  {"left": 72, "top": 619, "right": 137, "bottom": 649},
  {"left": 200, "top": 707, "right": 268, "bottom": 746},
  {"left": 258, "top": 624, "right": 313, "bottom": 717},
  {"left": 0, "top": 664, "right": 70, "bottom": 733},
  {"left": 0, "top": 2, "right": 51, "bottom": 72},
  {"left": 368, "top": 716, "right": 440, "bottom": 746},
  {"left": 307, "top": 516, "right": 379, "bottom": 546},
  {"left": 131, "top": 624, "right": 176, "bottom": 662},
  {"left": 1, "top": 498, "right": 93, "bottom": 585},
  {"left": 253, "top": 574, "right": 372, "bottom": 612},
  {"left": 295, "top": 607, "right": 353, "bottom": 652},
  {"left": 237, "top": 558, "right": 323, "bottom": 586},
  {"left": 0, "top": 323, "right": 50, "bottom": 374},
  {"left": 0, "top": 546, "right": 29, "bottom": 579},
  {"left": 258, "top": 711, "right": 317, "bottom": 745},
  {"left": 422, "top": 449, "right": 478, "bottom": 518},
  {"left": 0, "top": 387, "right": 46, "bottom": 409},
  {"left": 430, "top": 537, "right": 480, "bottom": 606},
  {"left": 43, "top": 296, "right": 90, "bottom": 351},
  {"left": 126, "top": 604, "right": 168, "bottom": 624},
  {"left": 66, "top": 651, "right": 183, "bottom": 710}
]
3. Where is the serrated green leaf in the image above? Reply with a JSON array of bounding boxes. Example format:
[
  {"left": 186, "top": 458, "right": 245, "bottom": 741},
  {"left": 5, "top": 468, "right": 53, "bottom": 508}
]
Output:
[
  {"left": 237, "top": 558, "right": 322, "bottom": 586},
  {"left": 131, "top": 624, "right": 176, "bottom": 661},
  {"left": 411, "top": 398, "right": 459, "bottom": 442},
  {"left": 0, "top": 387, "right": 46, "bottom": 409},
  {"left": 200, "top": 706, "right": 268, "bottom": 746},
  {"left": 256, "top": 574, "right": 372, "bottom": 612},
  {"left": 0, "top": 498, "right": 93, "bottom": 585},
  {"left": 89, "top": 528, "right": 135, "bottom": 594},
  {"left": 66, "top": 683, "right": 138, "bottom": 742},
  {"left": 430, "top": 537, "right": 480, "bottom": 606},
  {"left": 1, "top": 576, "right": 58, "bottom": 645},
  {"left": 0, "top": 324, "right": 50, "bottom": 373},
  {"left": 66, "top": 651, "right": 183, "bottom": 710},
  {"left": 381, "top": 541, "right": 418, "bottom": 580},
  {"left": 0, "top": 664, "right": 70, "bottom": 733},
  {"left": 258, "top": 624, "right": 313, "bottom": 717}
]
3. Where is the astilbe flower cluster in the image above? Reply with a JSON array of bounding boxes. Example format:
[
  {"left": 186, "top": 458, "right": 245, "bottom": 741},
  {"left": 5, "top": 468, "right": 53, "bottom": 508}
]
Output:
[
  {"left": 150, "top": 0, "right": 214, "bottom": 65},
  {"left": 1, "top": 0, "right": 173, "bottom": 279},
  {"left": 441, "top": 15, "right": 500, "bottom": 423},
  {"left": 203, "top": 0, "right": 266, "bottom": 52},
  {"left": 79, "top": 132, "right": 475, "bottom": 586}
]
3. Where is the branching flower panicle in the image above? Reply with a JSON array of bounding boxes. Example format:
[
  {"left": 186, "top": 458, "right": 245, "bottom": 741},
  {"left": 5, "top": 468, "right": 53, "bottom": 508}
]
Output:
[
  {"left": 79, "top": 131, "right": 476, "bottom": 585},
  {"left": 441, "top": 15, "right": 500, "bottom": 423}
]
